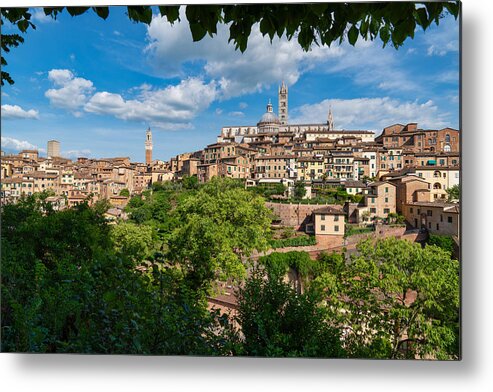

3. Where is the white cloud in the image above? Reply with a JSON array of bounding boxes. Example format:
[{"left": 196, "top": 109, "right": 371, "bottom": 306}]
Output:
[
  {"left": 145, "top": 13, "right": 423, "bottom": 97},
  {"left": 70, "top": 53, "right": 76, "bottom": 61},
  {"left": 64, "top": 149, "right": 92, "bottom": 158},
  {"left": 84, "top": 78, "right": 218, "bottom": 129},
  {"left": 228, "top": 111, "right": 245, "bottom": 117},
  {"left": 424, "top": 16, "right": 459, "bottom": 56},
  {"left": 290, "top": 97, "right": 451, "bottom": 131},
  {"left": 435, "top": 70, "right": 459, "bottom": 83},
  {"left": 215, "top": 108, "right": 223, "bottom": 115},
  {"left": 1, "top": 104, "right": 39, "bottom": 119},
  {"left": 1, "top": 136, "right": 39, "bottom": 151},
  {"left": 239, "top": 102, "right": 248, "bottom": 109},
  {"left": 31, "top": 8, "right": 56, "bottom": 24},
  {"left": 45, "top": 69, "right": 95, "bottom": 112},
  {"left": 145, "top": 14, "right": 344, "bottom": 98}
]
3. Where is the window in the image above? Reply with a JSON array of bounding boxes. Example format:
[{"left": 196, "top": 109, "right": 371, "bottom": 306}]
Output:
[
  {"left": 448, "top": 216, "right": 453, "bottom": 223},
  {"left": 428, "top": 222, "right": 432, "bottom": 229},
  {"left": 384, "top": 208, "right": 390, "bottom": 214},
  {"left": 334, "top": 215, "right": 339, "bottom": 222},
  {"left": 427, "top": 210, "right": 433, "bottom": 216},
  {"left": 385, "top": 187, "right": 389, "bottom": 193},
  {"left": 385, "top": 197, "right": 388, "bottom": 203},
  {"left": 321, "top": 225, "right": 326, "bottom": 231},
  {"left": 321, "top": 214, "right": 325, "bottom": 221},
  {"left": 334, "top": 225, "right": 339, "bottom": 232},
  {"left": 370, "top": 208, "right": 377, "bottom": 213},
  {"left": 445, "top": 134, "right": 450, "bottom": 143},
  {"left": 410, "top": 207, "right": 413, "bottom": 213},
  {"left": 440, "top": 214, "right": 443, "bottom": 222},
  {"left": 436, "top": 223, "right": 440, "bottom": 231}
]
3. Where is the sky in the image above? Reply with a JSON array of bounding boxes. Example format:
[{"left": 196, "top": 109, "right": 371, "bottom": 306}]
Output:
[{"left": 1, "top": 6, "right": 460, "bottom": 162}]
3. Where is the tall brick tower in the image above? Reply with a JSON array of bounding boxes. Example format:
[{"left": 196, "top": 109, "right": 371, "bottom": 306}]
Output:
[
  {"left": 145, "top": 127, "right": 153, "bottom": 165},
  {"left": 278, "top": 81, "right": 288, "bottom": 125}
]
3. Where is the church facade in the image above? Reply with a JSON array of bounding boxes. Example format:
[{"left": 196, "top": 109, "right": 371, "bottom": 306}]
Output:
[{"left": 217, "top": 82, "right": 375, "bottom": 144}]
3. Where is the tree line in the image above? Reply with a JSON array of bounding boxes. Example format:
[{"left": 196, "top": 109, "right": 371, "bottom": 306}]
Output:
[{"left": 1, "top": 177, "right": 459, "bottom": 358}]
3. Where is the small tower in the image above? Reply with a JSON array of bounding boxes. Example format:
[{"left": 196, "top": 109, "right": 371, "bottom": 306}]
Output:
[
  {"left": 145, "top": 127, "right": 153, "bottom": 165},
  {"left": 278, "top": 81, "right": 288, "bottom": 125},
  {"left": 327, "top": 105, "right": 334, "bottom": 131}
]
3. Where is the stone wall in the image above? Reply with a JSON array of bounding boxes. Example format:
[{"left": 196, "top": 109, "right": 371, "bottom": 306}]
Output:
[
  {"left": 345, "top": 224, "right": 407, "bottom": 246},
  {"left": 266, "top": 202, "right": 341, "bottom": 231},
  {"left": 316, "top": 234, "right": 344, "bottom": 249}
]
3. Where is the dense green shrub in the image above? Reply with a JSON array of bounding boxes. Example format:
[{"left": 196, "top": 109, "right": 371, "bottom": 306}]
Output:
[
  {"left": 427, "top": 234, "right": 455, "bottom": 255},
  {"left": 269, "top": 235, "right": 317, "bottom": 249}
]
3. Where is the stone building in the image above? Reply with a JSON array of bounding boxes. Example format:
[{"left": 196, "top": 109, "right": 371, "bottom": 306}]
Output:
[{"left": 402, "top": 202, "right": 460, "bottom": 237}]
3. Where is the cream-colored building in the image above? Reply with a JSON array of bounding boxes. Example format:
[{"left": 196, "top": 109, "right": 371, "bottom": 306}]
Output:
[
  {"left": 402, "top": 202, "right": 459, "bottom": 237},
  {"left": 254, "top": 154, "right": 296, "bottom": 180},
  {"left": 365, "top": 181, "right": 397, "bottom": 219},
  {"left": 297, "top": 156, "right": 325, "bottom": 181},
  {"left": 414, "top": 166, "right": 460, "bottom": 200},
  {"left": 311, "top": 206, "right": 346, "bottom": 236}
]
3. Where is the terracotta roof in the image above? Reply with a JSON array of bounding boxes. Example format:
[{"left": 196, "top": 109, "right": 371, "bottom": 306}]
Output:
[{"left": 312, "top": 206, "right": 346, "bottom": 215}]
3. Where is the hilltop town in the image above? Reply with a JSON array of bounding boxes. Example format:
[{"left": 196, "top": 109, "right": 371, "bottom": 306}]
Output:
[{"left": 1, "top": 82, "right": 460, "bottom": 243}]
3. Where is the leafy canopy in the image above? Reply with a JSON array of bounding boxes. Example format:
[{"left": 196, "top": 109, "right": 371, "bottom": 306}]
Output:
[
  {"left": 235, "top": 267, "right": 345, "bottom": 358},
  {"left": 312, "top": 237, "right": 460, "bottom": 359},
  {"left": 1, "top": 2, "right": 460, "bottom": 85},
  {"left": 166, "top": 177, "right": 273, "bottom": 289}
]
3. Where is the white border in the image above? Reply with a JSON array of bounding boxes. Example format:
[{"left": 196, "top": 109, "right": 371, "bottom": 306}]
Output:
[{"left": 1, "top": 1, "right": 492, "bottom": 391}]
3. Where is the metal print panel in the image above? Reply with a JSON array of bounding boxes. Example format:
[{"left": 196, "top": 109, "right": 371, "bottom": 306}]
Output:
[{"left": 0, "top": 2, "right": 460, "bottom": 359}]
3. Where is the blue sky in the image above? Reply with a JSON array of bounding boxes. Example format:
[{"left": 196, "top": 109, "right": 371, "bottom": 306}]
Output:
[{"left": 1, "top": 6, "right": 459, "bottom": 162}]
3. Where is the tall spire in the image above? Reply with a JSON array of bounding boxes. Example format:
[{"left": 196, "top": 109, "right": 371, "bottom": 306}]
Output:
[
  {"left": 145, "top": 126, "right": 153, "bottom": 165},
  {"left": 278, "top": 81, "right": 288, "bottom": 125},
  {"left": 327, "top": 105, "right": 334, "bottom": 131}
]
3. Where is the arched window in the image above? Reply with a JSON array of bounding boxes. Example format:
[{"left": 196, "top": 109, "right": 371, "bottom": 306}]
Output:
[
  {"left": 433, "top": 183, "right": 441, "bottom": 189},
  {"left": 445, "top": 134, "right": 451, "bottom": 143},
  {"left": 444, "top": 144, "right": 451, "bottom": 152},
  {"left": 434, "top": 170, "right": 441, "bottom": 178}
]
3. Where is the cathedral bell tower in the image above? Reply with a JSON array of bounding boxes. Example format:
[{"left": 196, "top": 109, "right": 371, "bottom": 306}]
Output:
[
  {"left": 278, "top": 81, "right": 288, "bottom": 125},
  {"left": 145, "top": 127, "right": 153, "bottom": 165},
  {"left": 327, "top": 106, "right": 334, "bottom": 131}
]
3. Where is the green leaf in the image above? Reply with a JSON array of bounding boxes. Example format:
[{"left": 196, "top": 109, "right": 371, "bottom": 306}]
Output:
[
  {"left": 309, "top": 3, "right": 328, "bottom": 17},
  {"left": 92, "top": 7, "right": 109, "bottom": 20},
  {"left": 17, "top": 19, "right": 29, "bottom": 33},
  {"left": 348, "top": 24, "right": 358, "bottom": 46},
  {"left": 360, "top": 18, "right": 369, "bottom": 37},
  {"left": 159, "top": 6, "right": 180, "bottom": 24},
  {"left": 67, "top": 7, "right": 90, "bottom": 17},
  {"left": 190, "top": 23, "right": 207, "bottom": 42},
  {"left": 415, "top": 7, "right": 429, "bottom": 30},
  {"left": 380, "top": 25, "right": 390, "bottom": 46},
  {"left": 444, "top": 2, "right": 460, "bottom": 18},
  {"left": 127, "top": 6, "right": 152, "bottom": 25}
]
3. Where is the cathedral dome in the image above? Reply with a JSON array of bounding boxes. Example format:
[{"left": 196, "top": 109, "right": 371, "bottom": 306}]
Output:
[
  {"left": 257, "top": 100, "right": 280, "bottom": 127},
  {"left": 259, "top": 111, "right": 280, "bottom": 124}
]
